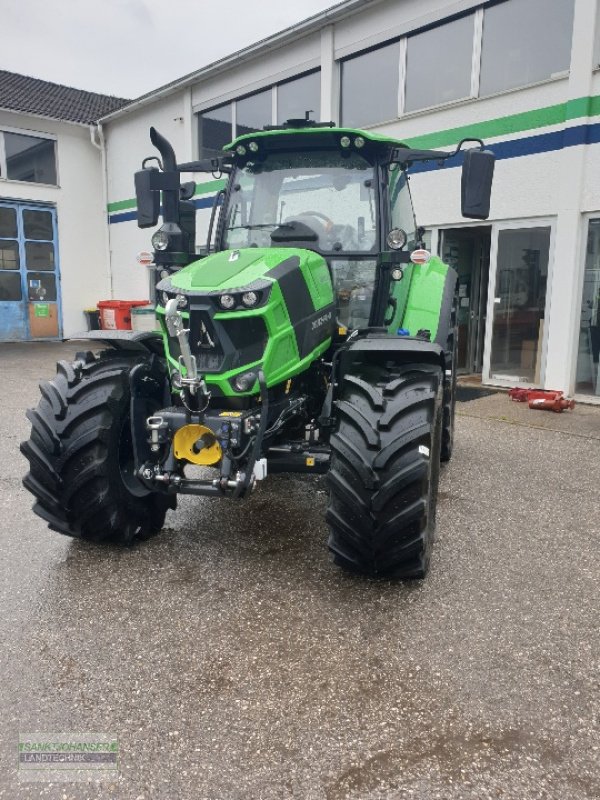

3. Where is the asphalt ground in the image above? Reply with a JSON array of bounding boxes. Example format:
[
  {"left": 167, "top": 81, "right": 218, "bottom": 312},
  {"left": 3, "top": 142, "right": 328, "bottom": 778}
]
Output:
[{"left": 0, "top": 341, "right": 599, "bottom": 800}]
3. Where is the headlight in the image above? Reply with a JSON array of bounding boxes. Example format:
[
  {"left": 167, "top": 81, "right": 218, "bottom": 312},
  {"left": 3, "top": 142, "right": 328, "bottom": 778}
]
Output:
[
  {"left": 241, "top": 291, "right": 259, "bottom": 307},
  {"left": 248, "top": 141, "right": 259, "bottom": 153},
  {"left": 387, "top": 228, "right": 407, "bottom": 250},
  {"left": 340, "top": 136, "right": 351, "bottom": 148},
  {"left": 219, "top": 293, "right": 236, "bottom": 309},
  {"left": 234, "top": 371, "right": 257, "bottom": 392},
  {"left": 152, "top": 230, "right": 170, "bottom": 251},
  {"left": 236, "top": 144, "right": 247, "bottom": 156},
  {"left": 354, "top": 136, "right": 365, "bottom": 148}
]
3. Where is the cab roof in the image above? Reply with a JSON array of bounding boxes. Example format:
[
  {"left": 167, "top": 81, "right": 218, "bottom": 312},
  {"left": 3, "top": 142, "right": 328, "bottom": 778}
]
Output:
[{"left": 224, "top": 122, "right": 410, "bottom": 155}]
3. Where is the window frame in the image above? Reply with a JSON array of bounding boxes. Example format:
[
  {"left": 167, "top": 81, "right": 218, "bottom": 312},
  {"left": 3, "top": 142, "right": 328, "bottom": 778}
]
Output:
[
  {"left": 0, "top": 126, "right": 59, "bottom": 187},
  {"left": 478, "top": 0, "right": 575, "bottom": 100},
  {"left": 338, "top": 0, "right": 576, "bottom": 128},
  {"left": 339, "top": 38, "right": 402, "bottom": 128},
  {"left": 196, "top": 69, "right": 321, "bottom": 158}
]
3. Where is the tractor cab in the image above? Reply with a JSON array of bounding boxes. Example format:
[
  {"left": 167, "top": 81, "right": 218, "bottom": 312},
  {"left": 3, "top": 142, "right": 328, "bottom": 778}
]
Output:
[
  {"left": 219, "top": 127, "right": 415, "bottom": 331},
  {"left": 137, "top": 120, "right": 494, "bottom": 333}
]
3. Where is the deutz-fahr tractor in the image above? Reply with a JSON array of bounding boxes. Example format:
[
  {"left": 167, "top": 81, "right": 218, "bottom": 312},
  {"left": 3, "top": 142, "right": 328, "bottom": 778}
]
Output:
[{"left": 21, "top": 119, "right": 494, "bottom": 578}]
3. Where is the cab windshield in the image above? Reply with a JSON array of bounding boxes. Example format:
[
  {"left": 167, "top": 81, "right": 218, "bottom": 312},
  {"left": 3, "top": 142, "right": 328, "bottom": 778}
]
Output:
[{"left": 223, "top": 150, "right": 377, "bottom": 254}]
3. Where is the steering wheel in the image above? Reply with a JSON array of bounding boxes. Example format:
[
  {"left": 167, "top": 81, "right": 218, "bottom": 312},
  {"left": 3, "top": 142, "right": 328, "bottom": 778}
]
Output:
[{"left": 290, "top": 211, "right": 335, "bottom": 232}]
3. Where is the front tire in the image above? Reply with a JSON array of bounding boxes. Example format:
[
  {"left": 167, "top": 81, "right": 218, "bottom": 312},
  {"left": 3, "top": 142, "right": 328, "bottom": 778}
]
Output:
[
  {"left": 441, "top": 297, "right": 458, "bottom": 463},
  {"left": 20, "top": 349, "right": 175, "bottom": 544},
  {"left": 326, "top": 362, "right": 443, "bottom": 579}
]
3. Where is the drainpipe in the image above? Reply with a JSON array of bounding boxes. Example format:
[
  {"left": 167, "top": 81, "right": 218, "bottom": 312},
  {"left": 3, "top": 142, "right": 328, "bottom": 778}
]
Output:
[{"left": 90, "top": 123, "right": 113, "bottom": 298}]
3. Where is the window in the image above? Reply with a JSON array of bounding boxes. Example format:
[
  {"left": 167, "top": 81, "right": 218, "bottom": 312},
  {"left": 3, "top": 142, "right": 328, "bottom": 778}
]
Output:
[
  {"left": 479, "top": 0, "right": 575, "bottom": 97},
  {"left": 223, "top": 150, "right": 376, "bottom": 254},
  {"left": 236, "top": 89, "right": 272, "bottom": 138},
  {"left": 277, "top": 71, "right": 321, "bottom": 124},
  {"left": 405, "top": 15, "right": 474, "bottom": 112},
  {"left": 576, "top": 219, "right": 600, "bottom": 396},
  {"left": 341, "top": 41, "right": 400, "bottom": 128},
  {"left": 389, "top": 168, "right": 416, "bottom": 247},
  {"left": 489, "top": 226, "right": 551, "bottom": 382},
  {"left": 0, "top": 131, "right": 57, "bottom": 185},
  {"left": 198, "top": 103, "right": 232, "bottom": 158}
]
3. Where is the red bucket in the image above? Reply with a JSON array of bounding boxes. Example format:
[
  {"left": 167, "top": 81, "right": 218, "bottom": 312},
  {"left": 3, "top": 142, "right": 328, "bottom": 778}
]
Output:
[{"left": 97, "top": 300, "right": 149, "bottom": 331}]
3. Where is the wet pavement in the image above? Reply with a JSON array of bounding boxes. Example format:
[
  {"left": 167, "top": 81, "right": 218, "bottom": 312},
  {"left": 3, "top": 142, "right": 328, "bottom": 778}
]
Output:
[{"left": 1, "top": 341, "right": 599, "bottom": 800}]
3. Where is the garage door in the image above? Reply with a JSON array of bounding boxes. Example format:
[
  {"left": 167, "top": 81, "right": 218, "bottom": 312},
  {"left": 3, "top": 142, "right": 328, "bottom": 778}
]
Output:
[{"left": 0, "top": 202, "right": 61, "bottom": 341}]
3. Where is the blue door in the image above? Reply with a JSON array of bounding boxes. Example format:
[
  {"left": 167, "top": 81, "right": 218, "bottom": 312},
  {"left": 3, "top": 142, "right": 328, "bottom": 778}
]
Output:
[{"left": 0, "top": 202, "right": 61, "bottom": 341}]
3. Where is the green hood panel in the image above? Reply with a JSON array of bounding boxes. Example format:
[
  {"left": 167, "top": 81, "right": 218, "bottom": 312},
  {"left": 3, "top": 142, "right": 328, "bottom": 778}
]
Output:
[
  {"left": 169, "top": 248, "right": 303, "bottom": 292},
  {"left": 169, "top": 248, "right": 333, "bottom": 310}
]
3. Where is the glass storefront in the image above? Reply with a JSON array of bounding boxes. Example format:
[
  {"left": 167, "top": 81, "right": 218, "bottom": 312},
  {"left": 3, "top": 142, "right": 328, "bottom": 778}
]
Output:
[
  {"left": 489, "top": 226, "right": 551, "bottom": 383},
  {"left": 575, "top": 219, "right": 600, "bottom": 396}
]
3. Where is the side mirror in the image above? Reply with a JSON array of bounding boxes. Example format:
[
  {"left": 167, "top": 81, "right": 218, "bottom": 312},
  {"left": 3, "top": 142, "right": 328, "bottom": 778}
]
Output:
[
  {"left": 134, "top": 168, "right": 160, "bottom": 229},
  {"left": 461, "top": 149, "right": 495, "bottom": 219}
]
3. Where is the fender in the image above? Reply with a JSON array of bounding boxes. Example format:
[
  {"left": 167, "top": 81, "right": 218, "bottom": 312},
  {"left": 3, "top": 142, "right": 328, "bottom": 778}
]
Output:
[
  {"left": 334, "top": 329, "right": 446, "bottom": 393},
  {"left": 401, "top": 257, "right": 458, "bottom": 347},
  {"left": 66, "top": 329, "right": 165, "bottom": 355}
]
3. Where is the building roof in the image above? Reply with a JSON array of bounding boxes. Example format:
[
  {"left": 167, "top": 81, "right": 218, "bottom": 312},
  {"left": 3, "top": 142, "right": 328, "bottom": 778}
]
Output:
[{"left": 0, "top": 70, "right": 130, "bottom": 125}]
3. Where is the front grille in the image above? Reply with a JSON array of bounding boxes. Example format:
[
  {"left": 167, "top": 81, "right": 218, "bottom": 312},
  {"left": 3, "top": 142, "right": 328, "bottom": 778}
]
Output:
[
  {"left": 189, "top": 311, "right": 225, "bottom": 372},
  {"left": 219, "top": 317, "right": 268, "bottom": 368}
]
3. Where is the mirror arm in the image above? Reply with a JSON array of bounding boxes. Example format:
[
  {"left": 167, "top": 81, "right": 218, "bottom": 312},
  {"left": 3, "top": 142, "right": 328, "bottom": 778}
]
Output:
[{"left": 389, "top": 138, "right": 487, "bottom": 168}]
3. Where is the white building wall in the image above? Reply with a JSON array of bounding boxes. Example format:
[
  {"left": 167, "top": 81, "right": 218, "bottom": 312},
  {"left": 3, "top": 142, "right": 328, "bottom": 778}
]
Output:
[
  {"left": 0, "top": 110, "right": 109, "bottom": 336},
  {"left": 103, "top": 0, "right": 600, "bottom": 396},
  {"left": 104, "top": 91, "right": 189, "bottom": 299}
]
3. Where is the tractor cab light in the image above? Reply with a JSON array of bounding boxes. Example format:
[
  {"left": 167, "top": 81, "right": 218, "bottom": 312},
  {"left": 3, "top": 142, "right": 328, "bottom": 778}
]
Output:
[
  {"left": 410, "top": 248, "right": 431, "bottom": 264},
  {"left": 137, "top": 251, "right": 153, "bottom": 266},
  {"left": 387, "top": 228, "right": 407, "bottom": 250},
  {"left": 391, "top": 268, "right": 404, "bottom": 281},
  {"left": 152, "top": 230, "right": 170, "bottom": 251}
]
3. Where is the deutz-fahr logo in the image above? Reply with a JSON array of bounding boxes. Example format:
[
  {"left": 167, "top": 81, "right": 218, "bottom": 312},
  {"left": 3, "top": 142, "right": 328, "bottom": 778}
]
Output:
[{"left": 311, "top": 311, "right": 332, "bottom": 330}]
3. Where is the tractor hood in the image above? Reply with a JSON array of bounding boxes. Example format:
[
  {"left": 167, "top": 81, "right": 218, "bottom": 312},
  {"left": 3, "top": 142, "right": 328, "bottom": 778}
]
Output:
[
  {"left": 163, "top": 248, "right": 315, "bottom": 294},
  {"left": 154, "top": 247, "right": 335, "bottom": 397}
]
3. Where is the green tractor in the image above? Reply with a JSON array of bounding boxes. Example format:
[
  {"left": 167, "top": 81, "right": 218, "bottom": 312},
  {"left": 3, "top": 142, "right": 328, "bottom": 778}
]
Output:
[{"left": 21, "top": 119, "right": 494, "bottom": 578}]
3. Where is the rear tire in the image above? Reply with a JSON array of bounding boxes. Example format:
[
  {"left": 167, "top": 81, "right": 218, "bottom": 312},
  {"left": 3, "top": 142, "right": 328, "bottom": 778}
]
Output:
[
  {"left": 326, "top": 362, "right": 443, "bottom": 579},
  {"left": 20, "top": 349, "right": 175, "bottom": 544}
]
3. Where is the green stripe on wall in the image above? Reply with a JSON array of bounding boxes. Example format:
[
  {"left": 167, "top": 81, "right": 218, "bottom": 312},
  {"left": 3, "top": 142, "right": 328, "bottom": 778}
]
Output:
[
  {"left": 107, "top": 177, "right": 227, "bottom": 213},
  {"left": 404, "top": 94, "right": 600, "bottom": 150},
  {"left": 108, "top": 95, "right": 600, "bottom": 211},
  {"left": 404, "top": 101, "right": 569, "bottom": 149},
  {"left": 108, "top": 197, "right": 137, "bottom": 212}
]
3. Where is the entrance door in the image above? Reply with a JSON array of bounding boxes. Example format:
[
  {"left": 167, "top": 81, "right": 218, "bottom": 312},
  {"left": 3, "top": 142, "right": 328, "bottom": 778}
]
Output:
[
  {"left": 485, "top": 223, "right": 552, "bottom": 385},
  {"left": 0, "top": 202, "right": 61, "bottom": 341},
  {"left": 439, "top": 227, "right": 491, "bottom": 374}
]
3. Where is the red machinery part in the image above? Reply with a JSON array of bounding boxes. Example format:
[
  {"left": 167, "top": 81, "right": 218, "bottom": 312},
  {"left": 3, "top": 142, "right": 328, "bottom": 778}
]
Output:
[
  {"left": 509, "top": 388, "right": 562, "bottom": 403},
  {"left": 509, "top": 387, "right": 575, "bottom": 412},
  {"left": 528, "top": 396, "right": 576, "bottom": 413}
]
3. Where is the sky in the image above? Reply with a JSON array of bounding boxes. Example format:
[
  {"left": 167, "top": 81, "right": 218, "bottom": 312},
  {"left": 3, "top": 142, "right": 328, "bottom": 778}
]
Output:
[{"left": 0, "top": 0, "right": 345, "bottom": 99}]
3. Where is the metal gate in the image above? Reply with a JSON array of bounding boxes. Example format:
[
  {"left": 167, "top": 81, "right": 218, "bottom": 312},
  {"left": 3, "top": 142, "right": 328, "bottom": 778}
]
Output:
[{"left": 0, "top": 201, "right": 61, "bottom": 341}]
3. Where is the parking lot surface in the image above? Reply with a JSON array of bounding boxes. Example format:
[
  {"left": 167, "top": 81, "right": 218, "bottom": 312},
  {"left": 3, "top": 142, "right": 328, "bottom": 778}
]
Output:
[{"left": 1, "top": 342, "right": 599, "bottom": 800}]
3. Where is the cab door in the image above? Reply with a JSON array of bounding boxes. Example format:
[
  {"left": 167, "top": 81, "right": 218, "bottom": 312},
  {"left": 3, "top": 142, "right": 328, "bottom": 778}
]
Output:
[{"left": 0, "top": 202, "right": 61, "bottom": 341}]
